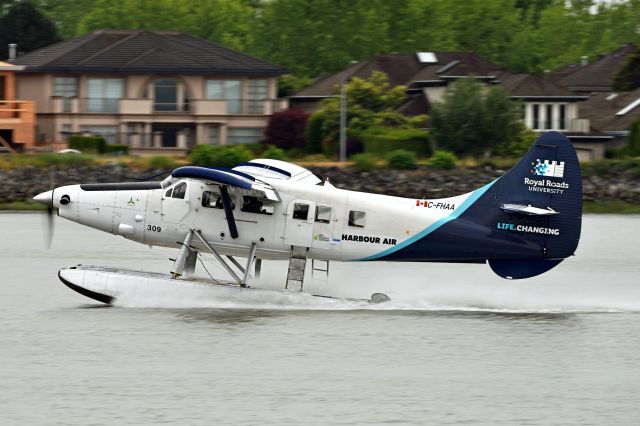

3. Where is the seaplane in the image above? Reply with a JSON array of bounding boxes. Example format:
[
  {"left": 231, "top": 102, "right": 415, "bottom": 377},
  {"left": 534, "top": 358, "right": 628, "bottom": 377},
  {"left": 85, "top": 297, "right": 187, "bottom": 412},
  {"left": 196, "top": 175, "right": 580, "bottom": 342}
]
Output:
[{"left": 34, "top": 131, "right": 582, "bottom": 305}]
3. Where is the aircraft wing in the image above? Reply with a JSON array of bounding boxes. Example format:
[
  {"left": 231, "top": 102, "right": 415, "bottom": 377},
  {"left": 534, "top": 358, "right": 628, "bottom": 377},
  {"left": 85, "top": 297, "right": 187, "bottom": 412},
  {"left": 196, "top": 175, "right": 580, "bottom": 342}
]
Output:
[{"left": 171, "top": 166, "right": 280, "bottom": 201}]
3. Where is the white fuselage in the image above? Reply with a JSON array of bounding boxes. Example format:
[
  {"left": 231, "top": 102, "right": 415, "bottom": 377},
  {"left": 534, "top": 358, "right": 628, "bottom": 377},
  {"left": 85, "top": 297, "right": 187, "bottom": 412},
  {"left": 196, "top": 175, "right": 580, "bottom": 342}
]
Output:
[{"left": 52, "top": 177, "right": 474, "bottom": 261}]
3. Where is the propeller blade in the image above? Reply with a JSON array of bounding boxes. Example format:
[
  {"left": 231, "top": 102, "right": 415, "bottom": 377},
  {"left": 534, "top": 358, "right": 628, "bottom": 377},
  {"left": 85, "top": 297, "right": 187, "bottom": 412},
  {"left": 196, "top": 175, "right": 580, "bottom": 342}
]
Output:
[{"left": 45, "top": 205, "right": 54, "bottom": 249}]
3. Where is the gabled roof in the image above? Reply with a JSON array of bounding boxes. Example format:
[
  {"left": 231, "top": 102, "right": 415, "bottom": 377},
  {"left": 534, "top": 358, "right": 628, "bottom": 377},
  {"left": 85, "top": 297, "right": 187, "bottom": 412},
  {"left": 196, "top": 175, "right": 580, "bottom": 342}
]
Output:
[
  {"left": 11, "top": 29, "right": 287, "bottom": 76},
  {"left": 579, "top": 88, "right": 640, "bottom": 132},
  {"left": 292, "top": 51, "right": 504, "bottom": 98},
  {"left": 497, "top": 72, "right": 586, "bottom": 100},
  {"left": 549, "top": 44, "right": 637, "bottom": 93}
]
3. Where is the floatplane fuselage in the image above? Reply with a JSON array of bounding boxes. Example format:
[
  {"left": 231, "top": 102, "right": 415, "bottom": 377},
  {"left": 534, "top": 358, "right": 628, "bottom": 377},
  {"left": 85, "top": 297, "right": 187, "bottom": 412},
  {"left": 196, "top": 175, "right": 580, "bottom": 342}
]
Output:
[{"left": 35, "top": 132, "right": 583, "bottom": 304}]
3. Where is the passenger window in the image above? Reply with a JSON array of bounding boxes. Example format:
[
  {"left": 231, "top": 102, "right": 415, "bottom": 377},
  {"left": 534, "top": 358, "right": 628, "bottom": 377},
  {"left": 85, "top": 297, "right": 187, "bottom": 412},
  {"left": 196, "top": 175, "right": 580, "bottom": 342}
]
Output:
[
  {"left": 165, "top": 188, "right": 173, "bottom": 197},
  {"left": 315, "top": 206, "right": 331, "bottom": 223},
  {"left": 241, "top": 196, "right": 274, "bottom": 215},
  {"left": 172, "top": 182, "right": 187, "bottom": 199},
  {"left": 293, "top": 203, "right": 309, "bottom": 220},
  {"left": 348, "top": 210, "right": 366, "bottom": 228},
  {"left": 202, "top": 191, "right": 235, "bottom": 210}
]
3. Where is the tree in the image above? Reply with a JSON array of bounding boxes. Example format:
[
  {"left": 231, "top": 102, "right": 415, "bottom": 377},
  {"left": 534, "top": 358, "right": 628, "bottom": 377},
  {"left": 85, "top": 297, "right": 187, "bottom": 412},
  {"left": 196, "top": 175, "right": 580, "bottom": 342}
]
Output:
[
  {"left": 614, "top": 49, "right": 640, "bottom": 92},
  {"left": 429, "top": 79, "right": 524, "bottom": 156},
  {"left": 0, "top": 1, "right": 61, "bottom": 59},
  {"left": 263, "top": 109, "right": 309, "bottom": 150},
  {"left": 308, "top": 71, "right": 428, "bottom": 156}
]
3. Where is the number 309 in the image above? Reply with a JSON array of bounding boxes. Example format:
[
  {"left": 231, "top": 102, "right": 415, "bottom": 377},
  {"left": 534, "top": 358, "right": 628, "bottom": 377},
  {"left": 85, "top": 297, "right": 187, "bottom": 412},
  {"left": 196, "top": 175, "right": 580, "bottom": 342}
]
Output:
[{"left": 147, "top": 224, "right": 161, "bottom": 232}]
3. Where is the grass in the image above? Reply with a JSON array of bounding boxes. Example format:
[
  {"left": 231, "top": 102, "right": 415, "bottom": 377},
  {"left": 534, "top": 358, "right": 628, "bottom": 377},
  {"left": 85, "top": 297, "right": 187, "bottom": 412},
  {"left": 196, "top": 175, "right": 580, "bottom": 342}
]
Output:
[
  {"left": 582, "top": 201, "right": 640, "bottom": 214},
  {"left": 0, "top": 201, "right": 47, "bottom": 211}
]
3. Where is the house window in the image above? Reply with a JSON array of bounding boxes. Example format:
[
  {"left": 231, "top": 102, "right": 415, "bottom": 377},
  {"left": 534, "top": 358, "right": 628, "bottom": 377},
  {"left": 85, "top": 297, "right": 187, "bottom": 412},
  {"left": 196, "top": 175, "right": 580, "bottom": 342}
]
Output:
[
  {"left": 228, "top": 127, "right": 262, "bottom": 144},
  {"left": 54, "top": 77, "right": 77, "bottom": 112},
  {"left": 154, "top": 79, "right": 179, "bottom": 111},
  {"left": 532, "top": 104, "right": 540, "bottom": 130},
  {"left": 348, "top": 210, "right": 366, "bottom": 228},
  {"left": 315, "top": 206, "right": 331, "bottom": 223},
  {"left": 87, "top": 79, "right": 123, "bottom": 113},
  {"left": 559, "top": 104, "right": 567, "bottom": 130},
  {"left": 208, "top": 126, "right": 219, "bottom": 145},
  {"left": 80, "top": 125, "right": 118, "bottom": 144},
  {"left": 248, "top": 79, "right": 268, "bottom": 114},
  {"left": 545, "top": 104, "right": 553, "bottom": 130},
  {"left": 61, "top": 124, "right": 71, "bottom": 142},
  {"left": 241, "top": 196, "right": 274, "bottom": 215},
  {"left": 206, "top": 80, "right": 242, "bottom": 114}
]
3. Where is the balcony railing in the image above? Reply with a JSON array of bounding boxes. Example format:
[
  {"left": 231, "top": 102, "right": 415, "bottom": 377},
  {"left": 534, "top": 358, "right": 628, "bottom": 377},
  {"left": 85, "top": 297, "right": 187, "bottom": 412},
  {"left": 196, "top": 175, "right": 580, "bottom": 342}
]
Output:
[
  {"left": 0, "top": 100, "right": 35, "bottom": 123},
  {"left": 49, "top": 97, "right": 289, "bottom": 115}
]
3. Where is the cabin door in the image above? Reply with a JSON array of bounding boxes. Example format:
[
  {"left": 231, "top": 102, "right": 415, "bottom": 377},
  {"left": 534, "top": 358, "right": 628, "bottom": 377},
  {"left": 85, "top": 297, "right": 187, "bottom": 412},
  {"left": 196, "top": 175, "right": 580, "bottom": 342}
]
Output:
[
  {"left": 283, "top": 200, "right": 316, "bottom": 247},
  {"left": 161, "top": 181, "right": 191, "bottom": 223}
]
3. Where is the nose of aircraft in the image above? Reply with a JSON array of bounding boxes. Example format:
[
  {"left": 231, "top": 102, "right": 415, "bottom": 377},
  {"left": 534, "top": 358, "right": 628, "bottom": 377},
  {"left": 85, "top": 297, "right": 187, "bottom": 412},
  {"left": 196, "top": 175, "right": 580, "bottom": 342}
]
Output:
[{"left": 33, "top": 190, "right": 54, "bottom": 207}]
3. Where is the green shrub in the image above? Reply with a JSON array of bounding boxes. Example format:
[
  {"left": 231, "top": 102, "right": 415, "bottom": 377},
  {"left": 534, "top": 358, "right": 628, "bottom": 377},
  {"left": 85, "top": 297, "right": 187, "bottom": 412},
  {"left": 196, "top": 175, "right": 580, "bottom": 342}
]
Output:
[
  {"left": 351, "top": 153, "right": 377, "bottom": 171},
  {"left": 68, "top": 135, "right": 106, "bottom": 153},
  {"left": 305, "top": 113, "right": 324, "bottom": 154},
  {"left": 429, "top": 150, "right": 458, "bottom": 170},
  {"left": 103, "top": 144, "right": 129, "bottom": 155},
  {"left": 261, "top": 145, "right": 287, "bottom": 161},
  {"left": 148, "top": 155, "right": 179, "bottom": 170},
  {"left": 387, "top": 149, "right": 417, "bottom": 170},
  {"left": 361, "top": 128, "right": 431, "bottom": 157},
  {"left": 190, "top": 144, "right": 252, "bottom": 168}
]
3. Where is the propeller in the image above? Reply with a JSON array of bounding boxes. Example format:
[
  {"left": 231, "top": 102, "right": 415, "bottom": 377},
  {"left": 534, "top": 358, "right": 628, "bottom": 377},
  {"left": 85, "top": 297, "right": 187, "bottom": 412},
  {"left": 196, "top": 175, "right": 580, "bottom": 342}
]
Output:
[{"left": 33, "top": 166, "right": 55, "bottom": 248}]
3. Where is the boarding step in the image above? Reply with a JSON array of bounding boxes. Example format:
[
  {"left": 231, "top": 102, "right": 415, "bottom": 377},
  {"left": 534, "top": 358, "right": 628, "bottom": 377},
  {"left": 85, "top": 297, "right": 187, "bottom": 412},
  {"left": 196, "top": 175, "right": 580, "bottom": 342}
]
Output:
[
  {"left": 286, "top": 246, "right": 308, "bottom": 292},
  {"left": 311, "top": 259, "right": 330, "bottom": 279}
]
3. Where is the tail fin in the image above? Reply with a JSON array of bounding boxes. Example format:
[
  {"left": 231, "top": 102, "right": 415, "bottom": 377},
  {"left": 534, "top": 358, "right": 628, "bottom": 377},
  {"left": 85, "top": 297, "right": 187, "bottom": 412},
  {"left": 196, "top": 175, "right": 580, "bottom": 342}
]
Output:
[
  {"left": 487, "top": 131, "right": 582, "bottom": 278},
  {"left": 366, "top": 132, "right": 581, "bottom": 279}
]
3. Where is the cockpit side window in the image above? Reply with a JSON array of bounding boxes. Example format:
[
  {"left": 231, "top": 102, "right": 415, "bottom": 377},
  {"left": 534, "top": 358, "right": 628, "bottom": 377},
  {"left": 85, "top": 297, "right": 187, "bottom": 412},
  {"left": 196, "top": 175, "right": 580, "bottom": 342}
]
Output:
[
  {"left": 172, "top": 182, "right": 187, "bottom": 199},
  {"left": 202, "top": 191, "right": 235, "bottom": 210},
  {"left": 165, "top": 188, "right": 173, "bottom": 197}
]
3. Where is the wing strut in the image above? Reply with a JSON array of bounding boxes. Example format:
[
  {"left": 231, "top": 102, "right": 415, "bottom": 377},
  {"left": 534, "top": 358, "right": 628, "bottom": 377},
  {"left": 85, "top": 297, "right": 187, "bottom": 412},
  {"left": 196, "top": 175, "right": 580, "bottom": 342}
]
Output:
[{"left": 219, "top": 185, "right": 239, "bottom": 239}]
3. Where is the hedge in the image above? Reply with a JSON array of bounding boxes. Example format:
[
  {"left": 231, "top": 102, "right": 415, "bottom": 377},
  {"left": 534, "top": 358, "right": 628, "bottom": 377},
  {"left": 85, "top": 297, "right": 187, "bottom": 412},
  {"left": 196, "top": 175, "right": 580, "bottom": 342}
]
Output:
[
  {"left": 361, "top": 128, "right": 431, "bottom": 157},
  {"left": 68, "top": 135, "right": 106, "bottom": 153}
]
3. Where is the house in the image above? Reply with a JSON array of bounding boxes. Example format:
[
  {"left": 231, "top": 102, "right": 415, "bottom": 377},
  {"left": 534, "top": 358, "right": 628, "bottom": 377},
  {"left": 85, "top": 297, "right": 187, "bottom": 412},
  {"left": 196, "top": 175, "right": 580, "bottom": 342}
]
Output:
[
  {"left": 9, "top": 29, "right": 288, "bottom": 152},
  {"left": 547, "top": 44, "right": 640, "bottom": 158},
  {"left": 292, "top": 52, "right": 599, "bottom": 157},
  {"left": 0, "top": 61, "right": 35, "bottom": 151},
  {"left": 549, "top": 44, "right": 637, "bottom": 93}
]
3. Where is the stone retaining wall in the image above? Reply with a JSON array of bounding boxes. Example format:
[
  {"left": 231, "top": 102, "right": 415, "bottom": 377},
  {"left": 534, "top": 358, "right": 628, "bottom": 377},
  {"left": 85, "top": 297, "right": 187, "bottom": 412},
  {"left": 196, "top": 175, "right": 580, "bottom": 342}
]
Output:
[{"left": 1, "top": 164, "right": 639, "bottom": 204}]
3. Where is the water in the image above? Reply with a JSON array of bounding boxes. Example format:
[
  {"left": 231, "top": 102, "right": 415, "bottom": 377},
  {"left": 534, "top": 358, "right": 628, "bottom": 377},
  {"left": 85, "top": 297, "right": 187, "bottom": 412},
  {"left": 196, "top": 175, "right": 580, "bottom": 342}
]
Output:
[{"left": 1, "top": 213, "right": 639, "bottom": 425}]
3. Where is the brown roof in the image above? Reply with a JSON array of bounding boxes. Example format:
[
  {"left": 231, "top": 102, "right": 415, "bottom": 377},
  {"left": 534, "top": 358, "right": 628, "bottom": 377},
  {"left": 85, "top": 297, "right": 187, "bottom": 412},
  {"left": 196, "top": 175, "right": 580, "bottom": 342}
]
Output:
[
  {"left": 549, "top": 44, "right": 637, "bottom": 93},
  {"left": 578, "top": 88, "right": 640, "bottom": 132},
  {"left": 11, "top": 29, "right": 287, "bottom": 76},
  {"left": 293, "top": 51, "right": 583, "bottom": 100},
  {"left": 293, "top": 51, "right": 503, "bottom": 98},
  {"left": 497, "top": 72, "right": 584, "bottom": 99}
]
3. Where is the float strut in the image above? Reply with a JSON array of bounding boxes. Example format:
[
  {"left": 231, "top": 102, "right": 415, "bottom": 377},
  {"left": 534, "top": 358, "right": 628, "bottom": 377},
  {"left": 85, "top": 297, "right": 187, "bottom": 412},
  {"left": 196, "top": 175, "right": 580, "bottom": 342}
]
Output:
[
  {"left": 243, "top": 242, "right": 257, "bottom": 286},
  {"left": 171, "top": 232, "right": 193, "bottom": 278},
  {"left": 191, "top": 229, "right": 243, "bottom": 285}
]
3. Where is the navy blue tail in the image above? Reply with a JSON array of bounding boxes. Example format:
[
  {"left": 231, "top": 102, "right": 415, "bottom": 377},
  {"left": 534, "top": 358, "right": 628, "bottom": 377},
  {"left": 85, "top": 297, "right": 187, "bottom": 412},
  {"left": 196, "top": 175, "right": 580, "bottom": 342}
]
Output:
[{"left": 373, "top": 131, "right": 582, "bottom": 279}]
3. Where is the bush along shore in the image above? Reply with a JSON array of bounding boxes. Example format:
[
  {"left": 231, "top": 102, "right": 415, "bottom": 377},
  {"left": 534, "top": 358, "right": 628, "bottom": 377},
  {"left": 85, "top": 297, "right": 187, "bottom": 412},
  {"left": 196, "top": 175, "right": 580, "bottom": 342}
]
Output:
[{"left": 1, "top": 162, "right": 640, "bottom": 213}]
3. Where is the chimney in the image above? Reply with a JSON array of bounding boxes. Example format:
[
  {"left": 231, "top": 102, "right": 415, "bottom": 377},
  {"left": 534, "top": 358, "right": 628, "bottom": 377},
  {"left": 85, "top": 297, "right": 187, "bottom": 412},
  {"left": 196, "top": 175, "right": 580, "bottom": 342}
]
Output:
[
  {"left": 580, "top": 56, "right": 588, "bottom": 66},
  {"left": 8, "top": 43, "right": 16, "bottom": 61}
]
